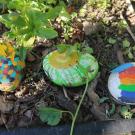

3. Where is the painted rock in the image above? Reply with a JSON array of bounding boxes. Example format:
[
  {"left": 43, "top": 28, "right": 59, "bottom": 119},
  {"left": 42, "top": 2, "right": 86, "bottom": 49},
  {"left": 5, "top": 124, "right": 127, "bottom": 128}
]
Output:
[
  {"left": 43, "top": 50, "right": 99, "bottom": 87},
  {"left": 0, "top": 43, "right": 25, "bottom": 92},
  {"left": 108, "top": 63, "right": 135, "bottom": 104}
]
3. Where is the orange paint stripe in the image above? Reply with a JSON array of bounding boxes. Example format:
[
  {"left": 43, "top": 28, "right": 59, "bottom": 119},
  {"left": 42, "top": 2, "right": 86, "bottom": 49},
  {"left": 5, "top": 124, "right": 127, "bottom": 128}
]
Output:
[{"left": 120, "top": 78, "right": 135, "bottom": 84}]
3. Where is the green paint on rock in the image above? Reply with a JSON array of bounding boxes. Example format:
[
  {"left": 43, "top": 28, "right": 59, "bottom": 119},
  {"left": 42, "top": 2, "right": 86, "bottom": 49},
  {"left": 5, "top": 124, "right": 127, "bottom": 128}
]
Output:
[
  {"left": 43, "top": 51, "right": 99, "bottom": 87},
  {"left": 119, "top": 84, "right": 135, "bottom": 92}
]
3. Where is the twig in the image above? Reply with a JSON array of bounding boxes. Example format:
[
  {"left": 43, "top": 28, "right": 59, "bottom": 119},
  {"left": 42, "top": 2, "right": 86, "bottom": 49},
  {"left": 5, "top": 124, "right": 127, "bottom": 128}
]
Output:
[
  {"left": 126, "top": 0, "right": 134, "bottom": 15},
  {"left": 121, "top": 14, "right": 135, "bottom": 43},
  {"left": 116, "top": 50, "right": 125, "bottom": 64},
  {"left": 63, "top": 87, "right": 70, "bottom": 100},
  {"left": 91, "top": 104, "right": 109, "bottom": 120},
  {"left": 113, "top": 45, "right": 125, "bottom": 64},
  {"left": 126, "top": 24, "right": 135, "bottom": 42},
  {"left": 87, "top": 73, "right": 100, "bottom": 93},
  {"left": 1, "top": 113, "right": 9, "bottom": 131},
  {"left": 87, "top": 73, "right": 100, "bottom": 105}
]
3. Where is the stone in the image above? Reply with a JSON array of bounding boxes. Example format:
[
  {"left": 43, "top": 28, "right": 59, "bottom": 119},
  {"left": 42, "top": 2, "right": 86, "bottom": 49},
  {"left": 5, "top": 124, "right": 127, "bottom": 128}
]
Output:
[
  {"left": 108, "top": 63, "right": 135, "bottom": 104},
  {"left": 43, "top": 50, "right": 99, "bottom": 87}
]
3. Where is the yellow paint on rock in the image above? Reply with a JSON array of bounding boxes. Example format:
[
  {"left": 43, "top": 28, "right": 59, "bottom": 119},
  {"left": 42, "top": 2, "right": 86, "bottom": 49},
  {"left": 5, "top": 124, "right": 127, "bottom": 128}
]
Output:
[
  {"left": 0, "top": 42, "right": 15, "bottom": 63},
  {"left": 48, "top": 50, "right": 79, "bottom": 69}
]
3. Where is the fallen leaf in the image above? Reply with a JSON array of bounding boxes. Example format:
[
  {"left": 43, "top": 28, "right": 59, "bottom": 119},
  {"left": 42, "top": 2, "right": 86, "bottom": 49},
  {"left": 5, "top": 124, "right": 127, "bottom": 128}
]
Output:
[
  {"left": 37, "top": 107, "right": 62, "bottom": 126},
  {"left": 0, "top": 96, "right": 14, "bottom": 113}
]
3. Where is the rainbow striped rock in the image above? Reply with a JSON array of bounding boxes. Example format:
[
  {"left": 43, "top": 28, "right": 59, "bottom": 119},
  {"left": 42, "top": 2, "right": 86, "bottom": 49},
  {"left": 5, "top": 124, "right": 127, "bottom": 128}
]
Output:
[
  {"left": 43, "top": 50, "right": 99, "bottom": 87},
  {"left": 108, "top": 63, "right": 135, "bottom": 104}
]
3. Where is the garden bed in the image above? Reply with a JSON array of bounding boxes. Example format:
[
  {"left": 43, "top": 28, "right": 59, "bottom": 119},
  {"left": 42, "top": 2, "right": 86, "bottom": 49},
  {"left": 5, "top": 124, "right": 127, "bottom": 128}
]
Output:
[
  {"left": 0, "top": 119, "right": 135, "bottom": 135},
  {"left": 0, "top": 0, "right": 135, "bottom": 134}
]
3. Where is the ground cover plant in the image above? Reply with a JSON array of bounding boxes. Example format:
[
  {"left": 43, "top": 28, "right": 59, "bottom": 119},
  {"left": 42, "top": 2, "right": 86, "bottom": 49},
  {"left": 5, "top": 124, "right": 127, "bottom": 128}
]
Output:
[{"left": 0, "top": 0, "right": 135, "bottom": 135}]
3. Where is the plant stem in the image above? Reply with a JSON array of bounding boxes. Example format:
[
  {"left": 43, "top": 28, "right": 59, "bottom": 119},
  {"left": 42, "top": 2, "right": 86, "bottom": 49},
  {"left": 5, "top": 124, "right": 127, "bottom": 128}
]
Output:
[
  {"left": 70, "top": 78, "right": 89, "bottom": 135},
  {"left": 62, "top": 111, "right": 74, "bottom": 120},
  {"left": 19, "top": 46, "right": 27, "bottom": 61}
]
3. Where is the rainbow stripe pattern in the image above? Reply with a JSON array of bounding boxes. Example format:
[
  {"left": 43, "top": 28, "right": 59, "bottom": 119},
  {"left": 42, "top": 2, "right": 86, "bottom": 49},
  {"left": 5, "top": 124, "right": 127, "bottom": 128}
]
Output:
[
  {"left": 0, "top": 43, "right": 25, "bottom": 92},
  {"left": 108, "top": 63, "right": 135, "bottom": 104}
]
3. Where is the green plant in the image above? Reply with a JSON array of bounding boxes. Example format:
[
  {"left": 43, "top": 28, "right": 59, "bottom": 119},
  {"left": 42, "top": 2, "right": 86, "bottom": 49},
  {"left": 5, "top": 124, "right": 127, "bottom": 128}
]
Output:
[
  {"left": 108, "top": 37, "right": 116, "bottom": 45},
  {"left": 38, "top": 76, "right": 89, "bottom": 135},
  {"left": 57, "top": 43, "right": 80, "bottom": 55},
  {"left": 0, "top": 0, "right": 69, "bottom": 60},
  {"left": 66, "top": 0, "right": 79, "bottom": 5},
  {"left": 120, "top": 106, "right": 133, "bottom": 119},
  {"left": 122, "top": 38, "right": 134, "bottom": 60},
  {"left": 117, "top": 20, "right": 128, "bottom": 30},
  {"left": 38, "top": 43, "right": 97, "bottom": 134},
  {"left": 37, "top": 107, "right": 73, "bottom": 126},
  {"left": 88, "top": 0, "right": 111, "bottom": 10},
  {"left": 69, "top": 77, "right": 89, "bottom": 135},
  {"left": 56, "top": 43, "right": 94, "bottom": 58},
  {"left": 57, "top": 9, "right": 77, "bottom": 40},
  {"left": 99, "top": 97, "right": 116, "bottom": 117},
  {"left": 107, "top": 37, "right": 135, "bottom": 60}
]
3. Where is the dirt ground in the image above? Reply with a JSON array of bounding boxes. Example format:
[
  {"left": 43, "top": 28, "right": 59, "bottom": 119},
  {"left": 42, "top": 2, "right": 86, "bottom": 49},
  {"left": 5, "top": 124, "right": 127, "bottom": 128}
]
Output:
[{"left": 0, "top": 0, "right": 135, "bottom": 129}]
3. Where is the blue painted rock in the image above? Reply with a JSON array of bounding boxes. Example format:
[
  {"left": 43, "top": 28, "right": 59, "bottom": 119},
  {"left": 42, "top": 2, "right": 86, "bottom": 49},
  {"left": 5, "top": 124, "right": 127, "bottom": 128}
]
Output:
[{"left": 108, "top": 63, "right": 135, "bottom": 104}]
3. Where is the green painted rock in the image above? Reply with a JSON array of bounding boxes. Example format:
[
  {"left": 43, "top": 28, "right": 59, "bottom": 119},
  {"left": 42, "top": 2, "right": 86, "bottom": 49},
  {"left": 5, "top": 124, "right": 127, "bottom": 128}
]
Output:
[{"left": 43, "top": 50, "right": 99, "bottom": 87}]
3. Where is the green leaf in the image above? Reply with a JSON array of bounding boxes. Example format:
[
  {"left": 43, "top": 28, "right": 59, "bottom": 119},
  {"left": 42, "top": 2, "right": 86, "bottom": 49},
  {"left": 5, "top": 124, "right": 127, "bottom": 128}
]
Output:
[
  {"left": 132, "top": 46, "right": 135, "bottom": 51},
  {"left": 18, "top": 46, "right": 27, "bottom": 61},
  {"left": 109, "top": 103, "right": 115, "bottom": 115},
  {"left": 8, "top": 0, "right": 26, "bottom": 10},
  {"left": 0, "top": 14, "right": 12, "bottom": 28},
  {"left": 37, "top": 107, "right": 62, "bottom": 126},
  {"left": 66, "top": 45, "right": 79, "bottom": 56},
  {"left": 120, "top": 106, "right": 133, "bottom": 119},
  {"left": 108, "top": 37, "right": 116, "bottom": 44},
  {"left": 59, "top": 8, "right": 71, "bottom": 22},
  {"left": 128, "top": 52, "right": 134, "bottom": 59},
  {"left": 118, "top": 20, "right": 128, "bottom": 29},
  {"left": 82, "top": 47, "right": 93, "bottom": 54},
  {"left": 122, "top": 39, "right": 130, "bottom": 48},
  {"left": 13, "top": 15, "right": 26, "bottom": 27},
  {"left": 99, "top": 97, "right": 109, "bottom": 104},
  {"left": 71, "top": 12, "right": 77, "bottom": 19},
  {"left": 5, "top": 31, "right": 16, "bottom": 39},
  {"left": 26, "top": 8, "right": 48, "bottom": 25},
  {"left": 45, "top": 4, "right": 63, "bottom": 20},
  {"left": 0, "top": 12, "right": 26, "bottom": 28},
  {"left": 57, "top": 43, "right": 80, "bottom": 55},
  {"left": 0, "top": 0, "right": 8, "bottom": 4},
  {"left": 74, "top": 42, "right": 81, "bottom": 50},
  {"left": 23, "top": 36, "right": 35, "bottom": 48},
  {"left": 36, "top": 28, "right": 58, "bottom": 39},
  {"left": 46, "top": 0, "right": 57, "bottom": 4},
  {"left": 66, "top": 47, "right": 73, "bottom": 56},
  {"left": 57, "top": 44, "right": 68, "bottom": 53}
]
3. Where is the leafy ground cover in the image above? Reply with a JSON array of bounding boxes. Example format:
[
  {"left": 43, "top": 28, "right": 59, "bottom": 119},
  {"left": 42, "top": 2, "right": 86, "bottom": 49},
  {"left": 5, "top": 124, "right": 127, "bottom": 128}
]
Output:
[{"left": 0, "top": 0, "right": 135, "bottom": 133}]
